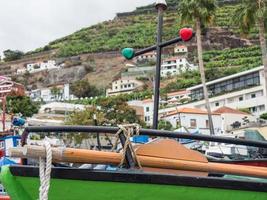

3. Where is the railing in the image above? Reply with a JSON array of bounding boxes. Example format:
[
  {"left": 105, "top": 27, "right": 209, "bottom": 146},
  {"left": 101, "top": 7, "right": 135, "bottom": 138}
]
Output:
[
  {"left": 22, "top": 126, "right": 267, "bottom": 148},
  {"left": 21, "top": 125, "right": 267, "bottom": 168}
]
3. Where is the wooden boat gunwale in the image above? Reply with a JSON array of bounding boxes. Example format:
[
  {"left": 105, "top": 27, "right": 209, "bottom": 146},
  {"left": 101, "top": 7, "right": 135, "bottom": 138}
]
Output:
[{"left": 7, "top": 165, "right": 267, "bottom": 193}]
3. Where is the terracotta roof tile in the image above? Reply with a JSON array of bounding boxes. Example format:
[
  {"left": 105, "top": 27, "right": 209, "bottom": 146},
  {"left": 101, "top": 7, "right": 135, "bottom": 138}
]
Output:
[
  {"left": 167, "top": 90, "right": 188, "bottom": 97},
  {"left": 214, "top": 106, "right": 251, "bottom": 115},
  {"left": 162, "top": 107, "right": 220, "bottom": 117},
  {"left": 142, "top": 99, "right": 153, "bottom": 103}
]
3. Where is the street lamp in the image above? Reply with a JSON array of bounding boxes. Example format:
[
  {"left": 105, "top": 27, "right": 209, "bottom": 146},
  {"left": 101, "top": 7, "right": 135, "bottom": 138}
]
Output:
[
  {"left": 152, "top": 0, "right": 167, "bottom": 129},
  {"left": 121, "top": 1, "right": 194, "bottom": 129}
]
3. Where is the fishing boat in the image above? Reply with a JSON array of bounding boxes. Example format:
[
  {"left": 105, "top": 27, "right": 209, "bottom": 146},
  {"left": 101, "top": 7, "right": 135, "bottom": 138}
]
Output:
[{"left": 1, "top": 126, "right": 267, "bottom": 200}]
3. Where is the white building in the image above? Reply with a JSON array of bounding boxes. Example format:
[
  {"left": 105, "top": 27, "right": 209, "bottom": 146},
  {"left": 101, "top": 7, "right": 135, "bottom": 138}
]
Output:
[
  {"left": 214, "top": 106, "right": 257, "bottom": 134},
  {"left": 161, "top": 57, "right": 197, "bottom": 77},
  {"left": 39, "top": 102, "right": 86, "bottom": 114},
  {"left": 30, "top": 83, "right": 71, "bottom": 102},
  {"left": 174, "top": 45, "right": 188, "bottom": 54},
  {"left": 128, "top": 99, "right": 154, "bottom": 126},
  {"left": 26, "top": 60, "right": 60, "bottom": 74},
  {"left": 161, "top": 107, "right": 222, "bottom": 135},
  {"left": 166, "top": 90, "right": 191, "bottom": 105},
  {"left": 16, "top": 68, "right": 27, "bottom": 75},
  {"left": 187, "top": 66, "right": 266, "bottom": 116},
  {"left": 106, "top": 78, "right": 144, "bottom": 96},
  {"left": 121, "top": 66, "right": 155, "bottom": 79},
  {"left": 135, "top": 51, "right": 156, "bottom": 62}
]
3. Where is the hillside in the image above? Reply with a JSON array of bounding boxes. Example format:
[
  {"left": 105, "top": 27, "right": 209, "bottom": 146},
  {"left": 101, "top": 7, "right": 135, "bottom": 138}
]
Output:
[
  {"left": 5, "top": 0, "right": 265, "bottom": 94},
  {"left": 27, "top": 0, "right": 252, "bottom": 58}
]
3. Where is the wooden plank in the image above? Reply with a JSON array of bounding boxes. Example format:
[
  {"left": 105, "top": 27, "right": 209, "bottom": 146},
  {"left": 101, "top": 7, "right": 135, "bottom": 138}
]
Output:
[{"left": 9, "top": 145, "right": 267, "bottom": 179}]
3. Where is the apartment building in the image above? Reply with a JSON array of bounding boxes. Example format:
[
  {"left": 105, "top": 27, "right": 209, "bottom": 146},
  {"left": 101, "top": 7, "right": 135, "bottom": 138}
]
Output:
[
  {"left": 186, "top": 66, "right": 266, "bottom": 116},
  {"left": 161, "top": 56, "right": 197, "bottom": 77},
  {"left": 106, "top": 78, "right": 144, "bottom": 96}
]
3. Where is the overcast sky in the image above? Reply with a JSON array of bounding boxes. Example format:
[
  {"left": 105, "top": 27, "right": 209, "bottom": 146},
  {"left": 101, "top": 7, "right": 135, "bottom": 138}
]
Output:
[{"left": 0, "top": 0, "right": 155, "bottom": 55}]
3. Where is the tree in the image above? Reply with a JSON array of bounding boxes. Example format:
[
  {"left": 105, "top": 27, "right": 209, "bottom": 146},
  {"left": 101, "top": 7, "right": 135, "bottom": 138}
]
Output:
[
  {"left": 158, "top": 120, "right": 172, "bottom": 130},
  {"left": 51, "top": 86, "right": 61, "bottom": 100},
  {"left": 6, "top": 96, "right": 40, "bottom": 117},
  {"left": 178, "top": 0, "right": 217, "bottom": 135},
  {"left": 70, "top": 80, "right": 101, "bottom": 98},
  {"left": 66, "top": 98, "right": 145, "bottom": 127},
  {"left": 98, "top": 96, "right": 145, "bottom": 126},
  {"left": 234, "top": 0, "right": 267, "bottom": 109},
  {"left": 66, "top": 107, "right": 105, "bottom": 125},
  {"left": 260, "top": 112, "right": 267, "bottom": 120},
  {"left": 3, "top": 49, "right": 24, "bottom": 62}
]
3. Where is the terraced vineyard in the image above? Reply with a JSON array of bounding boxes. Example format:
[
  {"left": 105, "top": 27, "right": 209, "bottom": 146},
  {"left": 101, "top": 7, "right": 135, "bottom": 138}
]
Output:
[
  {"left": 29, "top": 1, "right": 249, "bottom": 57},
  {"left": 164, "top": 46, "right": 263, "bottom": 93},
  {"left": 203, "top": 46, "right": 262, "bottom": 81}
]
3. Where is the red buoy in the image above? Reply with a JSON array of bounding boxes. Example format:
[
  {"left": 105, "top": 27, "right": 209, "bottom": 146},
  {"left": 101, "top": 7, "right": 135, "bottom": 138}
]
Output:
[{"left": 179, "top": 28, "right": 193, "bottom": 41}]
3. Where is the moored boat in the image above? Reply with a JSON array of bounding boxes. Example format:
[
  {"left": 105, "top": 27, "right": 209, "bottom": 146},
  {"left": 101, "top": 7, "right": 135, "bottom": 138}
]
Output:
[
  {"left": 1, "top": 125, "right": 267, "bottom": 200},
  {"left": 1, "top": 165, "right": 267, "bottom": 200}
]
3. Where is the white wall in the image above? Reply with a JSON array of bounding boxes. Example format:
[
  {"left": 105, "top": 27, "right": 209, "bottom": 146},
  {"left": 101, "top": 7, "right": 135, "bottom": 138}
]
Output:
[
  {"left": 163, "top": 113, "right": 222, "bottom": 135},
  {"left": 221, "top": 113, "right": 257, "bottom": 133},
  {"left": 27, "top": 60, "right": 59, "bottom": 74}
]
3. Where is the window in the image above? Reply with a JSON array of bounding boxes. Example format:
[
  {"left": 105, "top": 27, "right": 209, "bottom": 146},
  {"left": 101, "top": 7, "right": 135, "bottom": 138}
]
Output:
[
  {"left": 146, "top": 107, "right": 150, "bottom": 112},
  {"left": 259, "top": 105, "right": 265, "bottom": 111},
  {"left": 251, "top": 93, "right": 256, "bottom": 98},
  {"left": 250, "top": 107, "right": 257, "bottom": 113},
  {"left": 145, "top": 116, "right": 150, "bottom": 122},
  {"left": 205, "top": 120, "right": 209, "bottom": 128},
  {"left": 215, "top": 102, "right": 220, "bottom": 107},
  {"left": 0, "top": 141, "right": 4, "bottom": 149},
  {"left": 115, "top": 86, "right": 117, "bottom": 90},
  {"left": 190, "top": 119, "right": 197, "bottom": 128},
  {"left": 239, "top": 96, "right": 243, "bottom": 101}
]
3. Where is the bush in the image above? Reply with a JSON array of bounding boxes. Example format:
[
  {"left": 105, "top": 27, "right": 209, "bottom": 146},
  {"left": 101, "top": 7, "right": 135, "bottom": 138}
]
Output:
[{"left": 260, "top": 113, "right": 267, "bottom": 120}]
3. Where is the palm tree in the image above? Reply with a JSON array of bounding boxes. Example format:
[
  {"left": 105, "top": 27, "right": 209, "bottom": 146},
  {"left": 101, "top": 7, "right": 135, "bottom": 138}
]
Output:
[
  {"left": 178, "top": 0, "right": 217, "bottom": 135},
  {"left": 234, "top": 0, "right": 267, "bottom": 109}
]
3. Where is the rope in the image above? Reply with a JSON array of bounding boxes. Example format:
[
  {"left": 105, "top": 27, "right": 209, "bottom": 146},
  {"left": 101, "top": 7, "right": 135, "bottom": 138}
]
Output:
[
  {"left": 112, "top": 124, "right": 142, "bottom": 168},
  {"left": 39, "top": 138, "right": 52, "bottom": 200}
]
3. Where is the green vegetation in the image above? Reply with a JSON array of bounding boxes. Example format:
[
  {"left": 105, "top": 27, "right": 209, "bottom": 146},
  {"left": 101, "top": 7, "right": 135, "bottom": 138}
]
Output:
[
  {"left": 6, "top": 96, "right": 40, "bottom": 117},
  {"left": 50, "top": 87, "right": 61, "bottom": 100},
  {"left": 66, "top": 97, "right": 145, "bottom": 126},
  {"left": 68, "top": 90, "right": 152, "bottom": 106},
  {"left": 70, "top": 80, "right": 104, "bottom": 98},
  {"left": 238, "top": 108, "right": 251, "bottom": 114},
  {"left": 25, "top": 1, "right": 247, "bottom": 57},
  {"left": 3, "top": 50, "right": 24, "bottom": 62},
  {"left": 158, "top": 120, "right": 173, "bottom": 130},
  {"left": 260, "top": 113, "right": 267, "bottom": 120},
  {"left": 163, "top": 45, "right": 263, "bottom": 93}
]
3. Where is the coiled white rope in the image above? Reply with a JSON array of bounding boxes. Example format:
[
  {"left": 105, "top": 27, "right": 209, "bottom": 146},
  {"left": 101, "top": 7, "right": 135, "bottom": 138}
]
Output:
[{"left": 39, "top": 138, "right": 52, "bottom": 200}]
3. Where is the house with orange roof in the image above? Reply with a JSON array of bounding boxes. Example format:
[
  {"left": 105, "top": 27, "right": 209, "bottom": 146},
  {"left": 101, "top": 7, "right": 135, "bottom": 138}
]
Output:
[
  {"left": 166, "top": 90, "right": 191, "bottom": 105},
  {"left": 128, "top": 99, "right": 154, "bottom": 126},
  {"left": 134, "top": 51, "right": 156, "bottom": 62},
  {"left": 174, "top": 45, "right": 188, "bottom": 54},
  {"left": 106, "top": 77, "right": 144, "bottom": 97},
  {"left": 161, "top": 107, "right": 222, "bottom": 135},
  {"left": 214, "top": 106, "right": 257, "bottom": 133}
]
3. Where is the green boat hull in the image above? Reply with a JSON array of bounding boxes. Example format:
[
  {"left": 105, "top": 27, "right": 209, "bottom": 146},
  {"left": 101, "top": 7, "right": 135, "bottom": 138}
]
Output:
[{"left": 1, "top": 166, "right": 267, "bottom": 200}]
